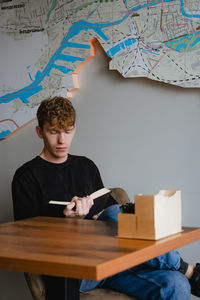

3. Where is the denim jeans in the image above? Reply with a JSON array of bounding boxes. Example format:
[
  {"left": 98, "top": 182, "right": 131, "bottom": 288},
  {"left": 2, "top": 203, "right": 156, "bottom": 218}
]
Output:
[{"left": 80, "top": 205, "right": 191, "bottom": 299}]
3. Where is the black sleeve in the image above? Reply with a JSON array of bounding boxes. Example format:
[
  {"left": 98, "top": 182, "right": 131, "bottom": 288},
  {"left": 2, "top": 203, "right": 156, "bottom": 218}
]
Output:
[{"left": 12, "top": 171, "right": 41, "bottom": 220}]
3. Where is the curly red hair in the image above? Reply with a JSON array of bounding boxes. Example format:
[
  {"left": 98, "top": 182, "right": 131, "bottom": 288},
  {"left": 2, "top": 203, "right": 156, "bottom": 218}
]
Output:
[{"left": 37, "top": 96, "right": 76, "bottom": 130}]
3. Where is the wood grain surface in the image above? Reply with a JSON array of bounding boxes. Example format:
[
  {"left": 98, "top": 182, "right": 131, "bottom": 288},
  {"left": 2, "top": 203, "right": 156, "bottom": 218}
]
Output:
[{"left": 0, "top": 217, "right": 199, "bottom": 280}]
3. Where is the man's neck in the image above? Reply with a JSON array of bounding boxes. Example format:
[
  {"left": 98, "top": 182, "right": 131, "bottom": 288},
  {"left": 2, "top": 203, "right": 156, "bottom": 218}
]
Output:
[{"left": 40, "top": 151, "right": 68, "bottom": 164}]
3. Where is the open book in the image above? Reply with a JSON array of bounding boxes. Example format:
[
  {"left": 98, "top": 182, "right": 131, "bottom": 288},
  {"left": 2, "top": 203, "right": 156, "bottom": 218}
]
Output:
[{"left": 48, "top": 188, "right": 111, "bottom": 205}]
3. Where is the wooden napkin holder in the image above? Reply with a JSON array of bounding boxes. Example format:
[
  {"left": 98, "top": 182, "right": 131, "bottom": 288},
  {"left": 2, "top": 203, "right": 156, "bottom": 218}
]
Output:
[{"left": 118, "top": 190, "right": 182, "bottom": 240}]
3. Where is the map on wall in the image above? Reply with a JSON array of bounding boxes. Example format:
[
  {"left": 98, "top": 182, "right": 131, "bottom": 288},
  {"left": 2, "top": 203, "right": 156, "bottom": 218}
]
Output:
[{"left": 1, "top": 0, "right": 200, "bottom": 140}]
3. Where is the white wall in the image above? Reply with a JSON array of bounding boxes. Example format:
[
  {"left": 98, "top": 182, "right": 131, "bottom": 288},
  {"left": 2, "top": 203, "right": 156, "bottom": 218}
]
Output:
[{"left": 0, "top": 41, "right": 200, "bottom": 299}]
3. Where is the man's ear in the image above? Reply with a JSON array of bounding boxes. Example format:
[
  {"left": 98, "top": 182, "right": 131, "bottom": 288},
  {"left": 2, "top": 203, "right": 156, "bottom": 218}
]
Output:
[{"left": 36, "top": 126, "right": 43, "bottom": 139}]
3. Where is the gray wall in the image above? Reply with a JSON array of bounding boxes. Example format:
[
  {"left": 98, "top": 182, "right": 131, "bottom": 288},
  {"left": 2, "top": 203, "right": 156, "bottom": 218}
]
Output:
[{"left": 1, "top": 42, "right": 200, "bottom": 299}]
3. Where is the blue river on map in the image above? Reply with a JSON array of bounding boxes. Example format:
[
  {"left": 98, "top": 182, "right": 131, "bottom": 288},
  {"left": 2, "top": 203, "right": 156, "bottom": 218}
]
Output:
[
  {"left": 0, "top": 0, "right": 182, "bottom": 108},
  {"left": 2, "top": 0, "right": 200, "bottom": 138},
  {"left": 0, "top": 0, "right": 199, "bottom": 133}
]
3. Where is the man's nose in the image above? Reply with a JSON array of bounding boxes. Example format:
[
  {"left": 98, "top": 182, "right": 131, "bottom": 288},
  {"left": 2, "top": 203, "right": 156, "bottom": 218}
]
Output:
[{"left": 58, "top": 133, "right": 65, "bottom": 143}]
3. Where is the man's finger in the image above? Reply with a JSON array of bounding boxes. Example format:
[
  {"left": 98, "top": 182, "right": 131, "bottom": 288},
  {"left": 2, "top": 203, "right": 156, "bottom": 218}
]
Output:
[{"left": 67, "top": 201, "right": 76, "bottom": 210}]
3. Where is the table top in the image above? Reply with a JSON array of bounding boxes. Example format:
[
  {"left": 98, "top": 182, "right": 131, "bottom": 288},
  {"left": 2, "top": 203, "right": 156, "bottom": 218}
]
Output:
[{"left": 0, "top": 216, "right": 199, "bottom": 281}]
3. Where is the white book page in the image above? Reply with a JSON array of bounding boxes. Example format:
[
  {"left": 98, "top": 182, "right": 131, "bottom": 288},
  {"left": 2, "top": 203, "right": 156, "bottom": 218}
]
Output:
[{"left": 49, "top": 188, "right": 111, "bottom": 205}]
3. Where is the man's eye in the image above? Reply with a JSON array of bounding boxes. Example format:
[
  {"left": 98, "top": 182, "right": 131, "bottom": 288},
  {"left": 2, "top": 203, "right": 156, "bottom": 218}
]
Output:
[{"left": 50, "top": 130, "right": 57, "bottom": 134}]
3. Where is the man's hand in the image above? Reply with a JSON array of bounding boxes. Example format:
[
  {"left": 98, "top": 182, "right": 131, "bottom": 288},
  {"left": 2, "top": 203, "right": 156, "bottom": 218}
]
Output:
[{"left": 63, "top": 196, "right": 94, "bottom": 218}]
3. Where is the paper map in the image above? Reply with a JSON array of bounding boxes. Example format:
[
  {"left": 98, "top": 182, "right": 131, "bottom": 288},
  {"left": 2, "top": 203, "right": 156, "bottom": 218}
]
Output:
[{"left": 1, "top": 0, "right": 200, "bottom": 139}]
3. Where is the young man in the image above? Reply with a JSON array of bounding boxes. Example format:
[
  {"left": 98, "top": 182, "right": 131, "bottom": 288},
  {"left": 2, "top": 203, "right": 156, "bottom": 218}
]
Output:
[{"left": 12, "top": 96, "right": 200, "bottom": 299}]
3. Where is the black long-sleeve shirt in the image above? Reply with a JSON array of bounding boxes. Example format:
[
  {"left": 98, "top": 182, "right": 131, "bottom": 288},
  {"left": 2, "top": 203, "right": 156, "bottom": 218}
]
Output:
[{"left": 12, "top": 155, "right": 116, "bottom": 220}]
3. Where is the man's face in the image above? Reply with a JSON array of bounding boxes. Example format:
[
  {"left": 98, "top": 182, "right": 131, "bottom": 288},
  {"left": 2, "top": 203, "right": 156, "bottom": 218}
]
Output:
[{"left": 36, "top": 122, "right": 76, "bottom": 163}]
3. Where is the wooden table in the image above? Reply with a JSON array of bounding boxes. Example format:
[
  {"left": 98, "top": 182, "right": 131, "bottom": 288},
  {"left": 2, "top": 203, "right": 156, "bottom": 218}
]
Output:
[{"left": 0, "top": 216, "right": 200, "bottom": 300}]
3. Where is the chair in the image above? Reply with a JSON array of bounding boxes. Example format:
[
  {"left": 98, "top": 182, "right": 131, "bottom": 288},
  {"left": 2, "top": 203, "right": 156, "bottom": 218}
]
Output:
[{"left": 25, "top": 188, "right": 138, "bottom": 300}]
